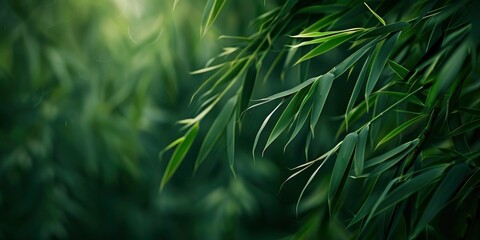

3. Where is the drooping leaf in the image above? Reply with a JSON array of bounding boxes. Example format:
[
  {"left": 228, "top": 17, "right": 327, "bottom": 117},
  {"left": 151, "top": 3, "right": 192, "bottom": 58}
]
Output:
[
  {"left": 310, "top": 73, "right": 335, "bottom": 134},
  {"left": 285, "top": 82, "right": 317, "bottom": 149},
  {"left": 160, "top": 123, "right": 199, "bottom": 190},
  {"left": 253, "top": 101, "right": 284, "bottom": 162},
  {"left": 364, "top": 139, "right": 419, "bottom": 168},
  {"left": 426, "top": 42, "right": 468, "bottom": 109},
  {"left": 368, "top": 164, "right": 449, "bottom": 221},
  {"left": 365, "top": 31, "right": 401, "bottom": 108},
  {"left": 376, "top": 114, "right": 425, "bottom": 148},
  {"left": 413, "top": 163, "right": 470, "bottom": 237},
  {"left": 447, "top": 119, "right": 480, "bottom": 137},
  {"left": 387, "top": 59, "right": 409, "bottom": 80},
  {"left": 201, "top": 0, "right": 228, "bottom": 36},
  {"left": 296, "top": 34, "right": 355, "bottom": 64},
  {"left": 363, "top": 2, "right": 386, "bottom": 26},
  {"left": 226, "top": 115, "right": 236, "bottom": 178},
  {"left": 332, "top": 38, "right": 379, "bottom": 77},
  {"left": 345, "top": 52, "right": 372, "bottom": 129},
  {"left": 328, "top": 132, "right": 358, "bottom": 213},
  {"left": 354, "top": 125, "right": 369, "bottom": 176},
  {"left": 264, "top": 89, "right": 307, "bottom": 154},
  {"left": 195, "top": 97, "right": 236, "bottom": 170},
  {"left": 239, "top": 66, "right": 257, "bottom": 115},
  {"left": 359, "top": 22, "right": 408, "bottom": 39}
]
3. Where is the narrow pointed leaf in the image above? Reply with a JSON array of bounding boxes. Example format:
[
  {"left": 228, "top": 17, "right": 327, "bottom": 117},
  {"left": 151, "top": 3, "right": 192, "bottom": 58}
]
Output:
[
  {"left": 387, "top": 59, "right": 409, "bottom": 79},
  {"left": 310, "top": 73, "right": 335, "bottom": 133},
  {"left": 426, "top": 43, "right": 467, "bottom": 109},
  {"left": 413, "top": 163, "right": 470, "bottom": 237},
  {"left": 447, "top": 119, "right": 480, "bottom": 137},
  {"left": 354, "top": 125, "right": 369, "bottom": 176},
  {"left": 202, "top": 0, "right": 227, "bottom": 36},
  {"left": 226, "top": 116, "right": 236, "bottom": 178},
  {"left": 372, "top": 165, "right": 449, "bottom": 219},
  {"left": 296, "top": 34, "right": 355, "bottom": 64},
  {"left": 365, "top": 139, "right": 419, "bottom": 168},
  {"left": 161, "top": 123, "right": 199, "bottom": 190},
  {"left": 195, "top": 97, "right": 236, "bottom": 170},
  {"left": 365, "top": 32, "right": 400, "bottom": 105},
  {"left": 329, "top": 132, "right": 358, "bottom": 213},
  {"left": 332, "top": 38, "right": 379, "bottom": 77},
  {"left": 364, "top": 2, "right": 386, "bottom": 26},
  {"left": 346, "top": 53, "right": 372, "bottom": 129},
  {"left": 376, "top": 114, "right": 425, "bottom": 148},
  {"left": 253, "top": 101, "right": 284, "bottom": 161},
  {"left": 264, "top": 89, "right": 307, "bottom": 153}
]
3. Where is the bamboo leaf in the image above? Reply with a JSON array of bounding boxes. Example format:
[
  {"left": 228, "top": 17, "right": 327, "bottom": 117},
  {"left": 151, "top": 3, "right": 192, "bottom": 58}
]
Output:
[
  {"left": 160, "top": 123, "right": 199, "bottom": 190},
  {"left": 365, "top": 32, "right": 400, "bottom": 108},
  {"left": 201, "top": 0, "right": 228, "bottom": 36},
  {"left": 387, "top": 59, "right": 409, "bottom": 79},
  {"left": 359, "top": 22, "right": 408, "bottom": 39},
  {"left": 253, "top": 101, "right": 284, "bottom": 162},
  {"left": 332, "top": 38, "right": 379, "bottom": 77},
  {"left": 447, "top": 119, "right": 480, "bottom": 137},
  {"left": 296, "top": 34, "right": 355, "bottom": 64},
  {"left": 285, "top": 82, "right": 317, "bottom": 149},
  {"left": 364, "top": 2, "right": 386, "bottom": 26},
  {"left": 376, "top": 114, "right": 425, "bottom": 148},
  {"left": 371, "top": 165, "right": 449, "bottom": 220},
  {"left": 329, "top": 132, "right": 358, "bottom": 213},
  {"left": 413, "top": 163, "right": 470, "bottom": 237},
  {"left": 365, "top": 139, "right": 419, "bottom": 168},
  {"left": 354, "top": 125, "right": 369, "bottom": 176},
  {"left": 345, "top": 53, "right": 372, "bottom": 129},
  {"left": 264, "top": 89, "right": 307, "bottom": 154},
  {"left": 310, "top": 73, "right": 335, "bottom": 134},
  {"left": 255, "top": 77, "right": 317, "bottom": 102},
  {"left": 195, "top": 97, "right": 236, "bottom": 170},
  {"left": 426, "top": 42, "right": 468, "bottom": 109},
  {"left": 226, "top": 115, "right": 236, "bottom": 178},
  {"left": 239, "top": 66, "right": 256, "bottom": 116}
]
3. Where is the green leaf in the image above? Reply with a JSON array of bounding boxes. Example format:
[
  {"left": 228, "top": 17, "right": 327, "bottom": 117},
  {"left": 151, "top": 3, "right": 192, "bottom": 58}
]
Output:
[
  {"left": 354, "top": 125, "right": 369, "bottom": 176},
  {"left": 292, "top": 28, "right": 365, "bottom": 38},
  {"left": 359, "top": 22, "right": 408, "bottom": 39},
  {"left": 364, "top": 2, "right": 386, "bottom": 26},
  {"left": 345, "top": 52, "right": 372, "bottom": 129},
  {"left": 195, "top": 97, "right": 236, "bottom": 170},
  {"left": 364, "top": 139, "right": 419, "bottom": 168},
  {"left": 201, "top": 0, "right": 228, "bottom": 36},
  {"left": 376, "top": 114, "right": 425, "bottom": 148},
  {"left": 310, "top": 73, "right": 335, "bottom": 134},
  {"left": 426, "top": 42, "right": 468, "bottom": 109},
  {"left": 301, "top": 13, "right": 342, "bottom": 34},
  {"left": 226, "top": 115, "right": 236, "bottom": 178},
  {"left": 447, "top": 119, "right": 480, "bottom": 137},
  {"left": 296, "top": 34, "right": 355, "bottom": 64},
  {"left": 253, "top": 101, "right": 284, "bottom": 162},
  {"left": 160, "top": 123, "right": 199, "bottom": 190},
  {"left": 332, "top": 38, "right": 379, "bottom": 77},
  {"left": 329, "top": 132, "right": 358, "bottom": 213},
  {"left": 387, "top": 59, "right": 409, "bottom": 79},
  {"left": 239, "top": 66, "right": 257, "bottom": 116},
  {"left": 255, "top": 77, "right": 317, "bottom": 102},
  {"left": 285, "top": 82, "right": 317, "bottom": 149},
  {"left": 264, "top": 89, "right": 307, "bottom": 154},
  {"left": 413, "top": 163, "right": 470, "bottom": 237},
  {"left": 371, "top": 165, "right": 449, "bottom": 220},
  {"left": 365, "top": 32, "right": 400, "bottom": 108}
]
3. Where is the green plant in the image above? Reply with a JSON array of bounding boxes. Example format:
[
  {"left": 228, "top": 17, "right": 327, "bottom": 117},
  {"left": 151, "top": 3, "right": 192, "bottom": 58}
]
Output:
[{"left": 163, "top": 0, "right": 480, "bottom": 238}]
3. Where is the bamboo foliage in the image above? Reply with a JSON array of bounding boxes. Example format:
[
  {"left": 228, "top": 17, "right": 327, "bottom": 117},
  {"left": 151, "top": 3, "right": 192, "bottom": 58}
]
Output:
[{"left": 163, "top": 0, "right": 480, "bottom": 238}]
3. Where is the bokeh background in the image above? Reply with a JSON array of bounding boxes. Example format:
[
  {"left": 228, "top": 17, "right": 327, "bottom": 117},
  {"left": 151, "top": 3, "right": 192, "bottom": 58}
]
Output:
[{"left": 0, "top": 0, "right": 330, "bottom": 239}]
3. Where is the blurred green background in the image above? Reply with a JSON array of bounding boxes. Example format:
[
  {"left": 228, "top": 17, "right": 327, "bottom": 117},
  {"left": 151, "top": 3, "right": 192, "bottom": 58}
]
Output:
[{"left": 0, "top": 0, "right": 316, "bottom": 239}]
